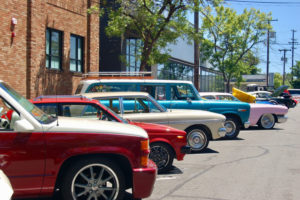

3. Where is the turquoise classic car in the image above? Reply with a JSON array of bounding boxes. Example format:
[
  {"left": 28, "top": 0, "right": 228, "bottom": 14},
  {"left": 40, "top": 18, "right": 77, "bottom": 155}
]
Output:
[{"left": 76, "top": 79, "right": 251, "bottom": 138}]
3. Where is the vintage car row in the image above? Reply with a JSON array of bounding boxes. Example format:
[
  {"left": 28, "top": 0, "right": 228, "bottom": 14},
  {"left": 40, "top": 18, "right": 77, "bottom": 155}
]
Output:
[
  {"left": 76, "top": 79, "right": 251, "bottom": 139},
  {"left": 0, "top": 81, "right": 156, "bottom": 200},
  {"left": 83, "top": 92, "right": 226, "bottom": 152},
  {"left": 31, "top": 95, "right": 190, "bottom": 173},
  {"left": 199, "top": 92, "right": 288, "bottom": 129}
]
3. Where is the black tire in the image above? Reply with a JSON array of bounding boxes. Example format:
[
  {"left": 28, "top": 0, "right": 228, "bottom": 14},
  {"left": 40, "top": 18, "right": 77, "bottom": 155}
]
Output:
[
  {"left": 224, "top": 117, "right": 241, "bottom": 139},
  {"left": 150, "top": 142, "right": 174, "bottom": 173},
  {"left": 61, "top": 157, "right": 125, "bottom": 200},
  {"left": 258, "top": 114, "right": 275, "bottom": 129},
  {"left": 185, "top": 127, "right": 209, "bottom": 152}
]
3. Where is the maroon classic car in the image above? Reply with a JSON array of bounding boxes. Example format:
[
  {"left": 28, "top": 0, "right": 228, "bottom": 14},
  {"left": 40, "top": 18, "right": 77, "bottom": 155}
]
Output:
[
  {"left": 0, "top": 81, "right": 156, "bottom": 200},
  {"left": 31, "top": 95, "right": 190, "bottom": 173}
]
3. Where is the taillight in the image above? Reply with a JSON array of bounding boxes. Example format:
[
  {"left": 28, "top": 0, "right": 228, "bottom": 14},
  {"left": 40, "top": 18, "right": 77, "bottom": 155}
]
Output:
[{"left": 140, "top": 139, "right": 150, "bottom": 167}]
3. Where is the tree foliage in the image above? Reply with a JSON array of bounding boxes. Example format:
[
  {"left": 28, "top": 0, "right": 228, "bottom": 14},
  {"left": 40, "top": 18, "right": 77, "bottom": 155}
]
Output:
[
  {"left": 199, "top": 5, "right": 271, "bottom": 92},
  {"left": 97, "top": 0, "right": 221, "bottom": 71},
  {"left": 290, "top": 61, "right": 300, "bottom": 88}
]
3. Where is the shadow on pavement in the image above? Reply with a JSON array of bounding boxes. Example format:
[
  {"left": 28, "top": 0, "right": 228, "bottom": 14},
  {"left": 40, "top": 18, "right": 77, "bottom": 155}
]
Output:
[{"left": 189, "top": 148, "right": 219, "bottom": 154}]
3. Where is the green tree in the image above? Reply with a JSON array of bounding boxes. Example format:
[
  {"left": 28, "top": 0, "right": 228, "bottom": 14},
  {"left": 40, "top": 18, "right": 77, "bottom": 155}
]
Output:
[
  {"left": 95, "top": 0, "right": 221, "bottom": 71},
  {"left": 290, "top": 61, "right": 300, "bottom": 88},
  {"left": 273, "top": 72, "right": 283, "bottom": 89},
  {"left": 199, "top": 5, "right": 271, "bottom": 92}
]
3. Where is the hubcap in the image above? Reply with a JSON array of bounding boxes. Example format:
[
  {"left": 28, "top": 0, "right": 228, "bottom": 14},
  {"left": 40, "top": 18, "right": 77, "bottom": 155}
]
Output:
[
  {"left": 261, "top": 114, "right": 275, "bottom": 129},
  {"left": 150, "top": 145, "right": 169, "bottom": 170},
  {"left": 71, "top": 164, "right": 119, "bottom": 200},
  {"left": 187, "top": 130, "right": 206, "bottom": 150},
  {"left": 225, "top": 120, "right": 236, "bottom": 137}
]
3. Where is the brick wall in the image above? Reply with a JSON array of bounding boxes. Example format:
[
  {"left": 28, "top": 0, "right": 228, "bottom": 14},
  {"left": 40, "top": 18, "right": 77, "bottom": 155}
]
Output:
[{"left": 0, "top": 0, "right": 99, "bottom": 98}]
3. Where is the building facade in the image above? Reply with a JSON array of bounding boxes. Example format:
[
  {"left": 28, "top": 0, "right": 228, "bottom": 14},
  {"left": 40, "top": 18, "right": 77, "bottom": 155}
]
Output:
[{"left": 0, "top": 0, "right": 99, "bottom": 98}]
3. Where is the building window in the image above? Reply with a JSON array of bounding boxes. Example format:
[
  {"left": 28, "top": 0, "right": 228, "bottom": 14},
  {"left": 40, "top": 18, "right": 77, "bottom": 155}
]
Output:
[
  {"left": 157, "top": 62, "right": 194, "bottom": 82},
  {"left": 125, "top": 39, "right": 141, "bottom": 72},
  {"left": 46, "top": 28, "right": 63, "bottom": 70},
  {"left": 70, "top": 34, "right": 84, "bottom": 72}
]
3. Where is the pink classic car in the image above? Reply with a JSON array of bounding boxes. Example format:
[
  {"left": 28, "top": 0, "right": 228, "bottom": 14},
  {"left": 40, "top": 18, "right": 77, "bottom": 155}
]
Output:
[{"left": 199, "top": 92, "right": 288, "bottom": 129}]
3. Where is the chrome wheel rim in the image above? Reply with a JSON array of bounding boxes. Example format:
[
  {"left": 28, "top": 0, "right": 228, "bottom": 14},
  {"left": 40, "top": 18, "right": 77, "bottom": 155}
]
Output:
[
  {"left": 150, "top": 145, "right": 170, "bottom": 170},
  {"left": 261, "top": 114, "right": 275, "bottom": 129},
  {"left": 187, "top": 129, "right": 206, "bottom": 150},
  {"left": 225, "top": 120, "right": 236, "bottom": 137},
  {"left": 71, "top": 164, "right": 119, "bottom": 200}
]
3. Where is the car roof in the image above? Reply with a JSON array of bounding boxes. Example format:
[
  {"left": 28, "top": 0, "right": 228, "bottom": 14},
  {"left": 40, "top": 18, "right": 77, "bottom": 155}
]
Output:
[
  {"left": 32, "top": 95, "right": 96, "bottom": 103},
  {"left": 199, "top": 92, "right": 231, "bottom": 96},
  {"left": 84, "top": 92, "right": 151, "bottom": 99},
  {"left": 80, "top": 79, "right": 193, "bottom": 84}
]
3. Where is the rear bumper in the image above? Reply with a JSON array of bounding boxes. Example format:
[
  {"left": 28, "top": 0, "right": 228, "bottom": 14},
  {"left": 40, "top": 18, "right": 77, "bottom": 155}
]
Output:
[
  {"left": 277, "top": 115, "right": 288, "bottom": 123},
  {"left": 244, "top": 121, "right": 251, "bottom": 128},
  {"left": 217, "top": 127, "right": 226, "bottom": 137},
  {"left": 132, "top": 160, "right": 157, "bottom": 199}
]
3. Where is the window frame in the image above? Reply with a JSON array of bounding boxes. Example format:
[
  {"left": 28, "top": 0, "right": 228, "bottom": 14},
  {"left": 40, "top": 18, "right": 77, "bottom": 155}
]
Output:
[
  {"left": 46, "top": 28, "right": 63, "bottom": 70},
  {"left": 70, "top": 34, "right": 84, "bottom": 73}
]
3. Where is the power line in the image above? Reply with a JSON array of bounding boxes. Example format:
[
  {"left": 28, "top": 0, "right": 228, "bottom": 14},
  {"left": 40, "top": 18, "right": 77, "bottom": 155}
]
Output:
[{"left": 225, "top": 0, "right": 300, "bottom": 5}]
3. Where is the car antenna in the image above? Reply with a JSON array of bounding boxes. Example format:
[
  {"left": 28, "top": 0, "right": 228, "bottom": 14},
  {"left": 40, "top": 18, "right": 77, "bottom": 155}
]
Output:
[{"left": 55, "top": 90, "right": 59, "bottom": 126}]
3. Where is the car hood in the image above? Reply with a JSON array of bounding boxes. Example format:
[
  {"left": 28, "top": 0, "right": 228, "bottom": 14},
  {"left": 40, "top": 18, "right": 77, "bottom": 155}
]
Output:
[
  {"left": 130, "top": 121, "right": 186, "bottom": 135},
  {"left": 43, "top": 116, "right": 148, "bottom": 138},
  {"left": 250, "top": 103, "right": 288, "bottom": 115},
  {"left": 167, "top": 109, "right": 226, "bottom": 121}
]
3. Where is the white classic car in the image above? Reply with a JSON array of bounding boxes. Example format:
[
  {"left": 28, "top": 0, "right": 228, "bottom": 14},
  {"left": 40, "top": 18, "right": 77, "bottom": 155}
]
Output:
[
  {"left": 84, "top": 92, "right": 227, "bottom": 152},
  {"left": 199, "top": 92, "right": 288, "bottom": 129}
]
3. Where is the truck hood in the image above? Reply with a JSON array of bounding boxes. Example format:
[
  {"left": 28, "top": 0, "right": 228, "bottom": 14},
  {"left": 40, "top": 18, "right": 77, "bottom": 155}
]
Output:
[{"left": 43, "top": 116, "right": 148, "bottom": 138}]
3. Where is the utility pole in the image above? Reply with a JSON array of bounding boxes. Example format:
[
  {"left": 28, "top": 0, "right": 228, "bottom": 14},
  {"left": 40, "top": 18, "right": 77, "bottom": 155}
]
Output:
[
  {"left": 289, "top": 29, "right": 298, "bottom": 81},
  {"left": 279, "top": 49, "right": 291, "bottom": 85},
  {"left": 194, "top": 2, "right": 199, "bottom": 91},
  {"left": 266, "top": 19, "right": 278, "bottom": 87}
]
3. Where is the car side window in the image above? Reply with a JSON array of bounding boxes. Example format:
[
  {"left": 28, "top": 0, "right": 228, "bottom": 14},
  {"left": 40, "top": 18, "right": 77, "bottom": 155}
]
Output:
[
  {"left": 203, "top": 95, "right": 216, "bottom": 100},
  {"left": 99, "top": 98, "right": 121, "bottom": 114},
  {"left": 121, "top": 97, "right": 148, "bottom": 113},
  {"left": 35, "top": 103, "right": 57, "bottom": 116},
  {"left": 88, "top": 84, "right": 136, "bottom": 93},
  {"left": 171, "top": 84, "right": 195, "bottom": 100},
  {"left": 0, "top": 98, "right": 20, "bottom": 131}
]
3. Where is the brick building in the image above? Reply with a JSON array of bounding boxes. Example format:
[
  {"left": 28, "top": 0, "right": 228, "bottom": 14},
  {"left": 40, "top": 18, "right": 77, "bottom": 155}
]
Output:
[{"left": 0, "top": 0, "right": 99, "bottom": 98}]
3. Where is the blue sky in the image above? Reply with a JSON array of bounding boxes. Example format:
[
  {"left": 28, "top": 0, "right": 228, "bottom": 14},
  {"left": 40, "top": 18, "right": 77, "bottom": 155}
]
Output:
[{"left": 195, "top": 0, "right": 300, "bottom": 75}]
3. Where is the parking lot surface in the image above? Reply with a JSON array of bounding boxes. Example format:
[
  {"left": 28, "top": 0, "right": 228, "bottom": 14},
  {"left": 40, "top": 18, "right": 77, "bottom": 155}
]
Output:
[
  {"left": 145, "top": 105, "right": 300, "bottom": 200},
  {"left": 18, "top": 105, "right": 300, "bottom": 200}
]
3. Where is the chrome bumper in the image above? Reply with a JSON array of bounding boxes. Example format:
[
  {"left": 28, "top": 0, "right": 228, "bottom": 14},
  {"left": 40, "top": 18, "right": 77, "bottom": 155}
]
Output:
[
  {"left": 277, "top": 115, "right": 288, "bottom": 123},
  {"left": 218, "top": 127, "right": 226, "bottom": 137},
  {"left": 244, "top": 121, "right": 251, "bottom": 129}
]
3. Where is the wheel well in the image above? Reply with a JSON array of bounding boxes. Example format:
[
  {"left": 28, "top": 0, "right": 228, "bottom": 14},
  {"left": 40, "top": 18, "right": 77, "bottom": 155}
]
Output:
[
  {"left": 55, "top": 154, "right": 133, "bottom": 191},
  {"left": 185, "top": 125, "right": 212, "bottom": 140},
  {"left": 150, "top": 141, "right": 176, "bottom": 158},
  {"left": 259, "top": 113, "right": 278, "bottom": 123},
  {"left": 224, "top": 114, "right": 242, "bottom": 128}
]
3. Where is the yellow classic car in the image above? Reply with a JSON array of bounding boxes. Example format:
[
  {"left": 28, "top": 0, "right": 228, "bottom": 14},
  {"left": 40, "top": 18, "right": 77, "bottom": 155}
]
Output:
[{"left": 84, "top": 92, "right": 226, "bottom": 152}]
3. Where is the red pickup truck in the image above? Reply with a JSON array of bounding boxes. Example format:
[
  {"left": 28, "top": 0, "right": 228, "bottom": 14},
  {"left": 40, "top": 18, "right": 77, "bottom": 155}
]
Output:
[{"left": 0, "top": 81, "right": 156, "bottom": 200}]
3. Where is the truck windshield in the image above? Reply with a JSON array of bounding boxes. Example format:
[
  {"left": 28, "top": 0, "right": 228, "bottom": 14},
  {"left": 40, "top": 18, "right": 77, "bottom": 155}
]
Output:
[{"left": 0, "top": 82, "right": 56, "bottom": 124}]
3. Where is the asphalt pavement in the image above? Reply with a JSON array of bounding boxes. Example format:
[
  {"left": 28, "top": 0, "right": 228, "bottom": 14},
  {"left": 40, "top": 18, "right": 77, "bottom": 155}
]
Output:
[{"left": 145, "top": 104, "right": 300, "bottom": 200}]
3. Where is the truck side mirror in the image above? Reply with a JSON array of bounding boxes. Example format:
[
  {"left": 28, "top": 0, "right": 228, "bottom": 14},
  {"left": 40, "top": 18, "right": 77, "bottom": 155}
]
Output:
[
  {"left": 14, "top": 119, "right": 34, "bottom": 132},
  {"left": 187, "top": 97, "right": 192, "bottom": 103}
]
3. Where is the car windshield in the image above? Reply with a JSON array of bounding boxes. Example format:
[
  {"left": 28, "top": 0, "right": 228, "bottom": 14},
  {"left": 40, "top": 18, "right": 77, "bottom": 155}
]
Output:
[
  {"left": 0, "top": 82, "right": 56, "bottom": 124},
  {"left": 100, "top": 103, "right": 128, "bottom": 124}
]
